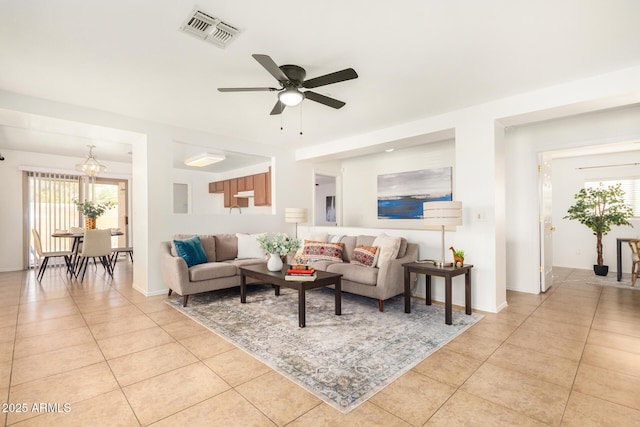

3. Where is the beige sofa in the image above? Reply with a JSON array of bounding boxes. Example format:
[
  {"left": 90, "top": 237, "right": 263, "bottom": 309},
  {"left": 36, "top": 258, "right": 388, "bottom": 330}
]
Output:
[
  {"left": 292, "top": 234, "right": 419, "bottom": 311},
  {"left": 160, "top": 234, "right": 266, "bottom": 306}
]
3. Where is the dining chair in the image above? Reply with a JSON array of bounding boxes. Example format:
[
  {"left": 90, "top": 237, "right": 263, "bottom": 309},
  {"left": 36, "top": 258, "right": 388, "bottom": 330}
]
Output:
[
  {"left": 628, "top": 239, "right": 640, "bottom": 287},
  {"left": 110, "top": 246, "right": 133, "bottom": 269},
  {"left": 76, "top": 229, "right": 114, "bottom": 281},
  {"left": 32, "top": 229, "right": 74, "bottom": 281}
]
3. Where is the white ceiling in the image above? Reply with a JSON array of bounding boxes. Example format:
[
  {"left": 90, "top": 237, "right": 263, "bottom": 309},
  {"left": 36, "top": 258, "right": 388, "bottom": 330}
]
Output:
[{"left": 1, "top": 1, "right": 640, "bottom": 160}]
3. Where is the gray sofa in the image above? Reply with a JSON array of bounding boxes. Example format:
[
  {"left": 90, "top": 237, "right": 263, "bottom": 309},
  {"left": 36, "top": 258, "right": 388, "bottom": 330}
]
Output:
[
  {"left": 292, "top": 235, "right": 419, "bottom": 311},
  {"left": 160, "top": 234, "right": 266, "bottom": 306}
]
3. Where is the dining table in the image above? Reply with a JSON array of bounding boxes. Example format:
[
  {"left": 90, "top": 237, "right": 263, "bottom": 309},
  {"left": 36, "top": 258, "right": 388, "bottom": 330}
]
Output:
[{"left": 52, "top": 229, "right": 124, "bottom": 273}]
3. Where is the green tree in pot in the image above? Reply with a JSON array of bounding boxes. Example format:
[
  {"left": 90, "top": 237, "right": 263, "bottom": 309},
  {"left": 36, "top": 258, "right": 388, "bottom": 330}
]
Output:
[{"left": 564, "top": 183, "right": 633, "bottom": 276}]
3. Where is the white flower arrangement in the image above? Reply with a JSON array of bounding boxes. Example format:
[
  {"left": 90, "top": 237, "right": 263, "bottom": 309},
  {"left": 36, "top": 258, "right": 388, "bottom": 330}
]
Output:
[{"left": 256, "top": 232, "right": 300, "bottom": 256}]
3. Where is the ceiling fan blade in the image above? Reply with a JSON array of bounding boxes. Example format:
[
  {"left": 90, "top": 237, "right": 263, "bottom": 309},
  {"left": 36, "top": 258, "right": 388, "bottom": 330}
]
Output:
[
  {"left": 218, "top": 87, "right": 278, "bottom": 92},
  {"left": 252, "top": 54, "right": 289, "bottom": 83},
  {"left": 269, "top": 100, "right": 286, "bottom": 115},
  {"left": 302, "top": 68, "right": 358, "bottom": 89},
  {"left": 303, "top": 91, "right": 346, "bottom": 109}
]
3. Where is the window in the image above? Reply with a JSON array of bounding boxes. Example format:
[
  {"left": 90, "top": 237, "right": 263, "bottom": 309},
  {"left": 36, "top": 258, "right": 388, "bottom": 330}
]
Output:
[
  {"left": 585, "top": 179, "right": 640, "bottom": 217},
  {"left": 25, "top": 171, "right": 129, "bottom": 268}
]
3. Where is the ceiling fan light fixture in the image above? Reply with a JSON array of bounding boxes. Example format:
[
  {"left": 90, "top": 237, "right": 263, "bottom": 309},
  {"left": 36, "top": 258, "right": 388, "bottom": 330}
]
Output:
[
  {"left": 184, "top": 152, "right": 226, "bottom": 167},
  {"left": 278, "top": 87, "right": 304, "bottom": 107}
]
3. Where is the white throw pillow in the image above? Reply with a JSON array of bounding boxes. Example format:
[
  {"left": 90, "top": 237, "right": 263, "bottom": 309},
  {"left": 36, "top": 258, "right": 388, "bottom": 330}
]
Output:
[
  {"left": 236, "top": 233, "right": 267, "bottom": 259},
  {"left": 372, "top": 233, "right": 402, "bottom": 267},
  {"left": 306, "top": 231, "right": 328, "bottom": 242}
]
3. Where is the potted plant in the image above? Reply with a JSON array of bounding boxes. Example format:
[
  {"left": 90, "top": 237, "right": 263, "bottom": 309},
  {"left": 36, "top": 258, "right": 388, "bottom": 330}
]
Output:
[
  {"left": 564, "top": 183, "right": 633, "bottom": 276},
  {"left": 73, "top": 199, "right": 116, "bottom": 229},
  {"left": 257, "top": 232, "right": 300, "bottom": 271}
]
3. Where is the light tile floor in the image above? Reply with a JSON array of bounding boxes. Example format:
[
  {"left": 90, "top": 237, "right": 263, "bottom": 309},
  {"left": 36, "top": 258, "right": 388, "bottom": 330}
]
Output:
[{"left": 1, "top": 264, "right": 640, "bottom": 426}]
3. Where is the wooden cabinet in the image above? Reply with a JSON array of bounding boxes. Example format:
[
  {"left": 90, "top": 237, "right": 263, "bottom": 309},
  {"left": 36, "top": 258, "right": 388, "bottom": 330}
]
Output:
[
  {"left": 253, "top": 173, "right": 267, "bottom": 206},
  {"left": 210, "top": 168, "right": 270, "bottom": 208},
  {"left": 244, "top": 175, "right": 254, "bottom": 191},
  {"left": 208, "top": 181, "right": 224, "bottom": 193},
  {"left": 223, "top": 180, "right": 231, "bottom": 207}
]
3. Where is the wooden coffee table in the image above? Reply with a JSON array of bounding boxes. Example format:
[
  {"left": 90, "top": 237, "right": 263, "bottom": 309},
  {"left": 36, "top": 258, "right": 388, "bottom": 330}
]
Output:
[{"left": 239, "top": 264, "right": 342, "bottom": 328}]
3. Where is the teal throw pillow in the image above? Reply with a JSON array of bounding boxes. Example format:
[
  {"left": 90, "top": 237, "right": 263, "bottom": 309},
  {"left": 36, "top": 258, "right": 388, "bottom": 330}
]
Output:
[{"left": 174, "top": 235, "right": 208, "bottom": 267}]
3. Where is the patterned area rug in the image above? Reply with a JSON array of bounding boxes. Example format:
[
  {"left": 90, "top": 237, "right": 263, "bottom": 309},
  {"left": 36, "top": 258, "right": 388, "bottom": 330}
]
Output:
[{"left": 167, "top": 285, "right": 482, "bottom": 413}]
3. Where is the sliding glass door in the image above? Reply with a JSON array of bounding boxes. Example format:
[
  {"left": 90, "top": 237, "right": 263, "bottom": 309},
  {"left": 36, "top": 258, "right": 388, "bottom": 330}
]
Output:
[{"left": 24, "top": 172, "right": 129, "bottom": 269}]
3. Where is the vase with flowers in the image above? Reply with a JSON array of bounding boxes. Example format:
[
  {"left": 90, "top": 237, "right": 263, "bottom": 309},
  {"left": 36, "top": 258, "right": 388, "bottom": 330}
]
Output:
[
  {"left": 257, "top": 232, "right": 301, "bottom": 271},
  {"left": 73, "top": 199, "right": 116, "bottom": 229}
]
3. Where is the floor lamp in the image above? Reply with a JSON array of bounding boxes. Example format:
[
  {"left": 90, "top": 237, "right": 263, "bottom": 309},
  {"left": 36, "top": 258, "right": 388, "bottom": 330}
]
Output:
[
  {"left": 423, "top": 201, "right": 463, "bottom": 267},
  {"left": 285, "top": 208, "right": 307, "bottom": 239}
]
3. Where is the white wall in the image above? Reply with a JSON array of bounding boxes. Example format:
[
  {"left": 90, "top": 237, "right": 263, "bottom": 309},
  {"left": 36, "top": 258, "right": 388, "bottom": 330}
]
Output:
[
  {"left": 0, "top": 91, "right": 312, "bottom": 296},
  {"left": 341, "top": 140, "right": 456, "bottom": 229},
  {"left": 552, "top": 151, "right": 640, "bottom": 271},
  {"left": 505, "top": 104, "right": 640, "bottom": 293},
  {"left": 0, "top": 148, "right": 132, "bottom": 272},
  {"left": 4, "top": 65, "right": 640, "bottom": 309}
]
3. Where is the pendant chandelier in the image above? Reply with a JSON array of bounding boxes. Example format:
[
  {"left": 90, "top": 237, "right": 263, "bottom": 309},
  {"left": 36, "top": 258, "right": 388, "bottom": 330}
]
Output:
[{"left": 76, "top": 145, "right": 107, "bottom": 177}]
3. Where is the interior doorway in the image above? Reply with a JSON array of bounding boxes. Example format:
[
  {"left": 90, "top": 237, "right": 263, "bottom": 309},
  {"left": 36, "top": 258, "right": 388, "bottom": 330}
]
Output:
[{"left": 314, "top": 174, "right": 337, "bottom": 226}]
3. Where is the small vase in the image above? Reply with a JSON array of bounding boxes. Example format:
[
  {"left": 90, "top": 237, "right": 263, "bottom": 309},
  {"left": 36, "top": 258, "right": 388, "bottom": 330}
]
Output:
[
  {"left": 267, "top": 253, "right": 283, "bottom": 271},
  {"left": 85, "top": 217, "right": 97, "bottom": 230}
]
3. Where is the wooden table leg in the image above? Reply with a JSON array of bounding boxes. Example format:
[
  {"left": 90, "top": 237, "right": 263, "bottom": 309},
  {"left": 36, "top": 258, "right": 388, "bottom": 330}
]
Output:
[
  {"left": 465, "top": 270, "right": 472, "bottom": 315},
  {"left": 445, "top": 277, "right": 452, "bottom": 325},
  {"left": 425, "top": 275, "right": 432, "bottom": 305},
  {"left": 335, "top": 277, "right": 341, "bottom": 316},
  {"left": 240, "top": 273, "right": 247, "bottom": 303},
  {"left": 299, "top": 287, "right": 306, "bottom": 328},
  {"left": 404, "top": 268, "right": 411, "bottom": 313}
]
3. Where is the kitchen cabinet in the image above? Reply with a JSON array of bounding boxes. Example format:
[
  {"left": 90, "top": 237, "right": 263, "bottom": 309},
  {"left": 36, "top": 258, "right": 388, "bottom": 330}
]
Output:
[{"left": 210, "top": 169, "right": 270, "bottom": 208}]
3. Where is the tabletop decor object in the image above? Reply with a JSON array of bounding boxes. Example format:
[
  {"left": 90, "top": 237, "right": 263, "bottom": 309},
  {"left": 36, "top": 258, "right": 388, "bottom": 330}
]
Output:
[
  {"left": 73, "top": 199, "right": 116, "bottom": 229},
  {"left": 423, "top": 200, "right": 463, "bottom": 267},
  {"left": 257, "top": 232, "right": 300, "bottom": 271}
]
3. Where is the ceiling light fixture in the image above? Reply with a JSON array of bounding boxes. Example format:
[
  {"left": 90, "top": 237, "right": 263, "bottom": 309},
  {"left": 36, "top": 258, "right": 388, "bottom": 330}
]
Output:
[
  {"left": 184, "top": 152, "right": 226, "bottom": 167},
  {"left": 278, "top": 86, "right": 304, "bottom": 107},
  {"left": 76, "top": 145, "right": 107, "bottom": 176}
]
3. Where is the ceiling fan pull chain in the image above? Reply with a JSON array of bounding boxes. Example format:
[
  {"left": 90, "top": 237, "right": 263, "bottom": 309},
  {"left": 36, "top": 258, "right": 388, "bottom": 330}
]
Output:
[
  {"left": 280, "top": 105, "right": 284, "bottom": 132},
  {"left": 299, "top": 103, "right": 303, "bottom": 136}
]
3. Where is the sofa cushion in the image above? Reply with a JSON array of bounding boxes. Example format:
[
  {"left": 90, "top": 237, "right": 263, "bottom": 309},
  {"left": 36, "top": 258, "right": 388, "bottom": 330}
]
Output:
[
  {"left": 188, "top": 262, "right": 237, "bottom": 281},
  {"left": 397, "top": 238, "right": 408, "bottom": 259},
  {"left": 172, "top": 234, "right": 217, "bottom": 262},
  {"left": 327, "top": 263, "right": 378, "bottom": 286},
  {"left": 350, "top": 246, "right": 380, "bottom": 267},
  {"left": 173, "top": 236, "right": 208, "bottom": 268},
  {"left": 372, "top": 233, "right": 402, "bottom": 267},
  {"left": 301, "top": 240, "right": 344, "bottom": 262},
  {"left": 215, "top": 234, "right": 238, "bottom": 261},
  {"left": 340, "top": 236, "right": 357, "bottom": 262},
  {"left": 306, "top": 260, "right": 340, "bottom": 271},
  {"left": 236, "top": 233, "right": 266, "bottom": 259}
]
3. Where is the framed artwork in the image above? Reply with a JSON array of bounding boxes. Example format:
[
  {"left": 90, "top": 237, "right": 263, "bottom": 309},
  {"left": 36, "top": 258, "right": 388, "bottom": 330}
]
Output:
[
  {"left": 326, "top": 196, "right": 336, "bottom": 222},
  {"left": 377, "top": 167, "right": 452, "bottom": 219}
]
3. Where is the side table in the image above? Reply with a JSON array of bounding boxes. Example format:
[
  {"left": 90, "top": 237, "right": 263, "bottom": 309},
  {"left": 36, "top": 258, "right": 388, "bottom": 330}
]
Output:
[{"left": 402, "top": 262, "right": 473, "bottom": 325}]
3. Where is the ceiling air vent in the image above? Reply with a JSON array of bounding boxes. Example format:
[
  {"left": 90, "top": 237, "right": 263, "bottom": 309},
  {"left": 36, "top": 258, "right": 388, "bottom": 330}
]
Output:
[{"left": 179, "top": 9, "right": 240, "bottom": 49}]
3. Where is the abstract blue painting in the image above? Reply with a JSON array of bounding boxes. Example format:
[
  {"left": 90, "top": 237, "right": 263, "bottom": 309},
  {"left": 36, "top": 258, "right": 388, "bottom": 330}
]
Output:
[{"left": 377, "top": 167, "right": 452, "bottom": 219}]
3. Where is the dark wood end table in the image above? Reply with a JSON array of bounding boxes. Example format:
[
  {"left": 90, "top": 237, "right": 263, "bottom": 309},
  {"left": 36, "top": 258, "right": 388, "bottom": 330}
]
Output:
[
  {"left": 239, "top": 264, "right": 342, "bottom": 328},
  {"left": 402, "top": 262, "right": 473, "bottom": 325}
]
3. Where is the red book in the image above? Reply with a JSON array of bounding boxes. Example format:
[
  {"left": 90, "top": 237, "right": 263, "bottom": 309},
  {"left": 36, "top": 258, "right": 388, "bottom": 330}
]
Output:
[{"left": 287, "top": 268, "right": 315, "bottom": 275}]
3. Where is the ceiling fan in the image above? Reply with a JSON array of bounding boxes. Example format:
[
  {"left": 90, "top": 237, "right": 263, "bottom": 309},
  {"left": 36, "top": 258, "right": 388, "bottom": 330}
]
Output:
[{"left": 218, "top": 54, "right": 358, "bottom": 115}]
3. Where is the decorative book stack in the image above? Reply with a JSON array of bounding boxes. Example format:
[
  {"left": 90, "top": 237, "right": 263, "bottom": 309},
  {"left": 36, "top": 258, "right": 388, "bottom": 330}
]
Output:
[{"left": 285, "top": 264, "right": 317, "bottom": 281}]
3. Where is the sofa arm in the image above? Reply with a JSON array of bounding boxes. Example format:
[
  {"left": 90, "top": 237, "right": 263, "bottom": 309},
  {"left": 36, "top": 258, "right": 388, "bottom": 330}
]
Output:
[
  {"left": 160, "top": 241, "right": 190, "bottom": 295},
  {"left": 376, "top": 243, "right": 419, "bottom": 300}
]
